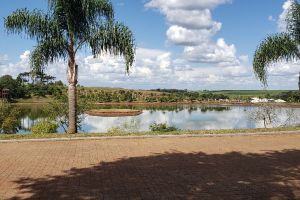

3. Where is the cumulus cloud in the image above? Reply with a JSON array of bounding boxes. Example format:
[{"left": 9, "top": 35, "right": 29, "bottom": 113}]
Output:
[
  {"left": 0, "top": 51, "right": 31, "bottom": 77},
  {"left": 278, "top": 0, "right": 293, "bottom": 32},
  {"left": 269, "top": 61, "right": 300, "bottom": 77},
  {"left": 146, "top": 0, "right": 224, "bottom": 47},
  {"left": 183, "top": 38, "right": 238, "bottom": 65},
  {"left": 146, "top": 0, "right": 244, "bottom": 70},
  {"left": 1, "top": 48, "right": 298, "bottom": 90},
  {"left": 145, "top": 0, "right": 230, "bottom": 10},
  {"left": 145, "top": 0, "right": 252, "bottom": 85},
  {"left": 165, "top": 9, "right": 221, "bottom": 30},
  {"left": 166, "top": 24, "right": 221, "bottom": 46}
]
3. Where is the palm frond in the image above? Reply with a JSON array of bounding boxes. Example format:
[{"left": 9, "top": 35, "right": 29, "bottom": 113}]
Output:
[
  {"left": 4, "top": 9, "right": 52, "bottom": 41},
  {"left": 89, "top": 22, "right": 135, "bottom": 72},
  {"left": 287, "top": 0, "right": 300, "bottom": 42},
  {"left": 48, "top": 0, "right": 114, "bottom": 43},
  {"left": 30, "top": 39, "right": 68, "bottom": 73},
  {"left": 253, "top": 33, "right": 299, "bottom": 86}
]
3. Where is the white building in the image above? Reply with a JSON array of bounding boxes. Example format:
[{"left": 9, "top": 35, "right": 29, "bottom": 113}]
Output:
[{"left": 250, "top": 97, "right": 286, "bottom": 104}]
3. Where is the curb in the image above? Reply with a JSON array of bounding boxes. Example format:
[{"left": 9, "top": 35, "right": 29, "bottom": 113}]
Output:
[{"left": 0, "top": 130, "right": 300, "bottom": 143}]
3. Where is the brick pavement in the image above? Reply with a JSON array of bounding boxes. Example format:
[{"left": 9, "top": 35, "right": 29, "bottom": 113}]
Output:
[{"left": 1, "top": 134, "right": 300, "bottom": 199}]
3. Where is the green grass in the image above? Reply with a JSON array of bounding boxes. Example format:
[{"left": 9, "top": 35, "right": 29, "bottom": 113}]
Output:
[
  {"left": 14, "top": 96, "right": 53, "bottom": 104},
  {"left": 1, "top": 127, "right": 300, "bottom": 141}
]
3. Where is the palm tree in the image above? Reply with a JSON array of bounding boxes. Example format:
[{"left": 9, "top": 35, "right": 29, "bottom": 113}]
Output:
[
  {"left": 4, "top": 0, "right": 135, "bottom": 134},
  {"left": 253, "top": 0, "right": 300, "bottom": 88}
]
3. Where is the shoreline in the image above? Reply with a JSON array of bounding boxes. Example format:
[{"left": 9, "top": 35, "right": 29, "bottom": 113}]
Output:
[
  {"left": 96, "top": 101, "right": 300, "bottom": 108},
  {"left": 1, "top": 128, "right": 300, "bottom": 142},
  {"left": 12, "top": 100, "right": 300, "bottom": 108}
]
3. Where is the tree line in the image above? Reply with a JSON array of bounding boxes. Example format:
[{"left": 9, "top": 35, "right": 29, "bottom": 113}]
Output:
[{"left": 0, "top": 72, "right": 64, "bottom": 100}]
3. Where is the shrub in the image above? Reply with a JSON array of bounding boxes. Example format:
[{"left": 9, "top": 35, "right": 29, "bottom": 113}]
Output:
[
  {"left": 0, "top": 103, "right": 21, "bottom": 134},
  {"left": 107, "top": 127, "right": 124, "bottom": 136},
  {"left": 31, "top": 121, "right": 58, "bottom": 134},
  {"left": 149, "top": 122, "right": 178, "bottom": 132},
  {"left": 46, "top": 95, "right": 91, "bottom": 133}
]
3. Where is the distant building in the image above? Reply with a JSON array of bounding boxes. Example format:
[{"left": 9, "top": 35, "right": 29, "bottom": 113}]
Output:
[
  {"left": 250, "top": 97, "right": 286, "bottom": 104},
  {"left": 0, "top": 89, "right": 9, "bottom": 99},
  {"left": 250, "top": 97, "right": 268, "bottom": 103},
  {"left": 274, "top": 99, "right": 286, "bottom": 103}
]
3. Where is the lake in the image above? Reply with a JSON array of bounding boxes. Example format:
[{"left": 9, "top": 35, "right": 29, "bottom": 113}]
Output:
[{"left": 16, "top": 104, "right": 300, "bottom": 134}]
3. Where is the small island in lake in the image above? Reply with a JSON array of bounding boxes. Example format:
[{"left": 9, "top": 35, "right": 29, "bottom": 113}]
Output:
[{"left": 85, "top": 109, "right": 143, "bottom": 117}]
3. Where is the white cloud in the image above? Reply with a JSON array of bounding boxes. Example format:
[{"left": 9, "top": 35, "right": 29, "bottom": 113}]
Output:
[
  {"left": 269, "top": 61, "right": 300, "bottom": 77},
  {"left": 165, "top": 9, "right": 221, "bottom": 30},
  {"left": 0, "top": 49, "right": 298, "bottom": 90},
  {"left": 183, "top": 38, "right": 238, "bottom": 66},
  {"left": 146, "top": 0, "right": 244, "bottom": 68},
  {"left": 0, "top": 51, "right": 30, "bottom": 77},
  {"left": 145, "top": 0, "right": 230, "bottom": 10},
  {"left": 278, "top": 0, "right": 293, "bottom": 32},
  {"left": 166, "top": 24, "right": 221, "bottom": 46},
  {"left": 145, "top": 0, "right": 253, "bottom": 85}
]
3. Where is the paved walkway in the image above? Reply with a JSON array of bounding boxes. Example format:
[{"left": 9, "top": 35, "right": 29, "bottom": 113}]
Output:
[{"left": 1, "top": 134, "right": 300, "bottom": 200}]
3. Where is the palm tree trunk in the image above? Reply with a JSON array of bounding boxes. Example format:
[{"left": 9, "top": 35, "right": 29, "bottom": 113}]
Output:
[
  {"left": 67, "top": 60, "right": 78, "bottom": 134},
  {"left": 298, "top": 72, "right": 300, "bottom": 91}
]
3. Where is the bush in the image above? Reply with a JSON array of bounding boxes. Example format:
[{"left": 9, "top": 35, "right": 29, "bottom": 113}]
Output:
[
  {"left": 0, "top": 103, "right": 21, "bottom": 134},
  {"left": 149, "top": 122, "right": 178, "bottom": 132},
  {"left": 31, "top": 121, "right": 58, "bottom": 134},
  {"left": 46, "top": 95, "right": 91, "bottom": 133},
  {"left": 107, "top": 127, "right": 124, "bottom": 135}
]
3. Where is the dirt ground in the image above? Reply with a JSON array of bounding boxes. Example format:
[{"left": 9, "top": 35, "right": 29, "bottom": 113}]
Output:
[{"left": 1, "top": 134, "right": 300, "bottom": 199}]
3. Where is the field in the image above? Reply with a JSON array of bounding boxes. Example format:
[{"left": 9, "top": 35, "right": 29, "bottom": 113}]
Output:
[{"left": 13, "top": 88, "right": 298, "bottom": 104}]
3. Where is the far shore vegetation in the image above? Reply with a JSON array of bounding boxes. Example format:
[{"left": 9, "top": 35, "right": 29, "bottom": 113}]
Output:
[{"left": 1, "top": 74, "right": 300, "bottom": 105}]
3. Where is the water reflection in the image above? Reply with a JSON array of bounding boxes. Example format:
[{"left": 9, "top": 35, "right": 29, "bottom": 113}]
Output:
[{"left": 11, "top": 105, "right": 300, "bottom": 134}]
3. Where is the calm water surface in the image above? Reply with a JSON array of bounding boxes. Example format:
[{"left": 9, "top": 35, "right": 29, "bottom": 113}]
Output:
[{"left": 17, "top": 104, "right": 300, "bottom": 133}]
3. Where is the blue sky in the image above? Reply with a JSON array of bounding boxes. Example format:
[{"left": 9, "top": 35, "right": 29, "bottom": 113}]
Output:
[{"left": 0, "top": 0, "right": 299, "bottom": 90}]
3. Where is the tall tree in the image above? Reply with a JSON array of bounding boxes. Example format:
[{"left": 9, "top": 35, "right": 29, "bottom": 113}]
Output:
[
  {"left": 253, "top": 0, "right": 300, "bottom": 89},
  {"left": 5, "top": 0, "right": 135, "bottom": 133}
]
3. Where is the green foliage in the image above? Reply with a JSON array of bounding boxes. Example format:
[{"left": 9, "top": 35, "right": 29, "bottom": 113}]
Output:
[
  {"left": 0, "top": 75, "right": 26, "bottom": 99},
  {"left": 5, "top": 1, "right": 136, "bottom": 133},
  {"left": 0, "top": 103, "right": 21, "bottom": 134},
  {"left": 31, "top": 121, "right": 58, "bottom": 134},
  {"left": 274, "top": 91, "right": 300, "bottom": 102},
  {"left": 46, "top": 95, "right": 91, "bottom": 133},
  {"left": 253, "top": 33, "right": 298, "bottom": 86},
  {"left": 4, "top": 0, "right": 135, "bottom": 74},
  {"left": 0, "top": 73, "right": 65, "bottom": 100},
  {"left": 149, "top": 122, "right": 178, "bottom": 132},
  {"left": 253, "top": 0, "right": 300, "bottom": 86},
  {"left": 107, "top": 127, "right": 124, "bottom": 136},
  {"left": 77, "top": 88, "right": 232, "bottom": 103},
  {"left": 107, "top": 119, "right": 140, "bottom": 135}
]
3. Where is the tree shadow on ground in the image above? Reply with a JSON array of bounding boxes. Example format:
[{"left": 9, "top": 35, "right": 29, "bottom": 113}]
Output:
[{"left": 11, "top": 149, "right": 300, "bottom": 200}]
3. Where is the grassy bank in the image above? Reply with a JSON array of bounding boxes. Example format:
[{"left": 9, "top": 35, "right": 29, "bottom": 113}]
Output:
[{"left": 1, "top": 127, "right": 300, "bottom": 141}]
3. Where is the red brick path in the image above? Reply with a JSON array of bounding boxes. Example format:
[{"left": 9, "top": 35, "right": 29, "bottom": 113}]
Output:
[{"left": 1, "top": 134, "right": 300, "bottom": 199}]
